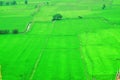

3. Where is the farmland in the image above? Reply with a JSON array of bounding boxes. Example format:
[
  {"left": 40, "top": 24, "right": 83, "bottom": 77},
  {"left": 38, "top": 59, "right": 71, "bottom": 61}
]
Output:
[{"left": 0, "top": 0, "right": 120, "bottom": 80}]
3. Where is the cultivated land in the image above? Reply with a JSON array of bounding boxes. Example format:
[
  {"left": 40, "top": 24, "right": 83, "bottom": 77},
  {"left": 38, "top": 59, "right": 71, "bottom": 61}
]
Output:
[{"left": 0, "top": 0, "right": 120, "bottom": 80}]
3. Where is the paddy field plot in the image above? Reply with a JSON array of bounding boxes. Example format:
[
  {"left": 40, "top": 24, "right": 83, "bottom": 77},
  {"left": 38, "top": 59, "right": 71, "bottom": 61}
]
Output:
[
  {"left": 0, "top": 0, "right": 120, "bottom": 80},
  {"left": 0, "top": 5, "right": 36, "bottom": 32}
]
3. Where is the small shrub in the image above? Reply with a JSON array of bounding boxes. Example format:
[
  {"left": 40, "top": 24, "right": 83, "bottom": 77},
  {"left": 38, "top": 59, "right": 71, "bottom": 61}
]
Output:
[
  {"left": 25, "top": 0, "right": 28, "bottom": 5},
  {"left": 12, "top": 29, "right": 19, "bottom": 34},
  {"left": 102, "top": 4, "right": 106, "bottom": 10},
  {"left": 46, "top": 2, "right": 49, "bottom": 5},
  {"left": 78, "top": 16, "right": 83, "bottom": 19}
]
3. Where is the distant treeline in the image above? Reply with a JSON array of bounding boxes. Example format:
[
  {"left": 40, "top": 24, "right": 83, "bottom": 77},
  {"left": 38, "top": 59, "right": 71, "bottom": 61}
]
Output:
[{"left": 0, "top": 1, "right": 17, "bottom": 6}]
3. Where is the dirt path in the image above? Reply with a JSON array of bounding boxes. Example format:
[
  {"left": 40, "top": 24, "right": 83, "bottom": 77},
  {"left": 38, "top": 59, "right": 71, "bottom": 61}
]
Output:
[
  {"left": 0, "top": 65, "right": 2, "bottom": 80},
  {"left": 25, "top": 22, "right": 32, "bottom": 32}
]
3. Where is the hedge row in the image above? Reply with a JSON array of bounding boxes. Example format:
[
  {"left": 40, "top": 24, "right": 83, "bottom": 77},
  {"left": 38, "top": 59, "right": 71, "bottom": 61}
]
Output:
[
  {"left": 0, "top": 29, "right": 19, "bottom": 34},
  {"left": 0, "top": 1, "right": 17, "bottom": 6}
]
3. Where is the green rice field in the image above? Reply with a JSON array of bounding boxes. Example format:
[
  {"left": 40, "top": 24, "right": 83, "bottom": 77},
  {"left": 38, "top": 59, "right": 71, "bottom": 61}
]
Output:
[{"left": 0, "top": 0, "right": 120, "bottom": 80}]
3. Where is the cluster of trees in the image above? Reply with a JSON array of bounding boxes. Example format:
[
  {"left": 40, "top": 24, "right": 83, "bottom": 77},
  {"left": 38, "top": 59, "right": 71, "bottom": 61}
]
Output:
[
  {"left": 52, "top": 14, "right": 84, "bottom": 21},
  {"left": 52, "top": 14, "right": 63, "bottom": 21},
  {"left": 0, "top": 29, "right": 19, "bottom": 34},
  {"left": 0, "top": 1, "right": 17, "bottom": 6}
]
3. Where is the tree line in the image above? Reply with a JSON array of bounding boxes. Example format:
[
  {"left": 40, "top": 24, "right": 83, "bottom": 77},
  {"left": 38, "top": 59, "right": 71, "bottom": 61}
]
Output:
[
  {"left": 0, "top": 0, "right": 28, "bottom": 6},
  {"left": 0, "top": 1, "right": 17, "bottom": 6},
  {"left": 0, "top": 29, "right": 19, "bottom": 34}
]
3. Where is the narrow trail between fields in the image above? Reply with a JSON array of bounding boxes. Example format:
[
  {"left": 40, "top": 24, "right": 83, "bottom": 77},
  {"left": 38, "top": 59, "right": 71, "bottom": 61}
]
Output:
[
  {"left": 24, "top": 3, "right": 42, "bottom": 33},
  {"left": 29, "top": 21, "right": 55, "bottom": 80},
  {"left": 0, "top": 65, "right": 2, "bottom": 80},
  {"left": 78, "top": 29, "right": 94, "bottom": 79},
  {"left": 79, "top": 36, "right": 90, "bottom": 79},
  {"left": 25, "top": 22, "right": 32, "bottom": 32}
]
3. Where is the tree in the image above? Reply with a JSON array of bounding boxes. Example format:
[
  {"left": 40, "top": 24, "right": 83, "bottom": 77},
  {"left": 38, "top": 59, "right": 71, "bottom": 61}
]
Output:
[
  {"left": 52, "top": 14, "right": 63, "bottom": 21},
  {"left": 0, "top": 1, "right": 3, "bottom": 6},
  {"left": 12, "top": 29, "right": 19, "bottom": 34},
  {"left": 25, "top": 0, "right": 28, "bottom": 5},
  {"left": 6, "top": 1, "right": 10, "bottom": 6},
  {"left": 11, "top": 1, "right": 17, "bottom": 5}
]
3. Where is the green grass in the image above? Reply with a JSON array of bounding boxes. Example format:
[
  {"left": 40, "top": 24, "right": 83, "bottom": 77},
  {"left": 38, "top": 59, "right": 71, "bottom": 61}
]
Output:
[{"left": 0, "top": 0, "right": 120, "bottom": 80}]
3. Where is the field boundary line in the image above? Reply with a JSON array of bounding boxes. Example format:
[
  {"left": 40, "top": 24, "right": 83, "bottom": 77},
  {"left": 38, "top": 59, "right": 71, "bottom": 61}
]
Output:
[
  {"left": 78, "top": 35, "right": 91, "bottom": 79},
  {"left": 29, "top": 46, "right": 44, "bottom": 80},
  {"left": 23, "top": 3, "right": 43, "bottom": 33},
  {"left": 64, "top": 17, "right": 120, "bottom": 26},
  {"left": 0, "top": 65, "right": 2, "bottom": 80},
  {"left": 29, "top": 21, "right": 55, "bottom": 80}
]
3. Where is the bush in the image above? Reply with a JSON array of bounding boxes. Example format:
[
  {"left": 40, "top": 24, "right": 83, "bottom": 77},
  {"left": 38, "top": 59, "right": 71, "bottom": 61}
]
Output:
[
  {"left": 25, "top": 0, "right": 28, "bottom": 4},
  {"left": 0, "top": 30, "right": 10, "bottom": 34},
  {"left": 46, "top": 2, "right": 49, "bottom": 5},
  {"left": 12, "top": 29, "right": 19, "bottom": 34},
  {"left": 52, "top": 13, "right": 63, "bottom": 21},
  {"left": 78, "top": 16, "right": 83, "bottom": 19},
  {"left": 5, "top": 1, "right": 10, "bottom": 6},
  {"left": 102, "top": 4, "right": 106, "bottom": 10}
]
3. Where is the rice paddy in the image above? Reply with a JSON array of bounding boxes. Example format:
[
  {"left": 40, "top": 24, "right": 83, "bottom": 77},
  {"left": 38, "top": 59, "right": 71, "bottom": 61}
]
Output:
[{"left": 0, "top": 0, "right": 120, "bottom": 80}]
